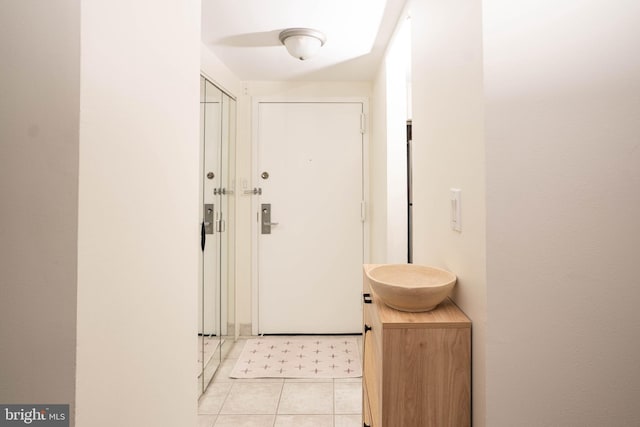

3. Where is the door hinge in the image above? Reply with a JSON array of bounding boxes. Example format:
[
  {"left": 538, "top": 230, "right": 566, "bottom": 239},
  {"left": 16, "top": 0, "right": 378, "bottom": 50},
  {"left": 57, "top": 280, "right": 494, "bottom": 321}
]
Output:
[
  {"left": 361, "top": 200, "right": 366, "bottom": 222},
  {"left": 360, "top": 113, "right": 366, "bottom": 134}
]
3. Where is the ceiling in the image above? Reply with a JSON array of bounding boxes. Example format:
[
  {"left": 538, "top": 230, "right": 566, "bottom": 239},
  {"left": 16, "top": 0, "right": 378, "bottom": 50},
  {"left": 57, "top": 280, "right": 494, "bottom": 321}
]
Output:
[{"left": 201, "top": 0, "right": 407, "bottom": 81}]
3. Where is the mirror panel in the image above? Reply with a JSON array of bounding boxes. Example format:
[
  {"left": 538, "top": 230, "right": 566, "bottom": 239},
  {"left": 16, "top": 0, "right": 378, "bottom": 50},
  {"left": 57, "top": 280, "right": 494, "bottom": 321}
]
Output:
[
  {"left": 198, "top": 76, "right": 236, "bottom": 395},
  {"left": 221, "top": 97, "right": 237, "bottom": 361}
]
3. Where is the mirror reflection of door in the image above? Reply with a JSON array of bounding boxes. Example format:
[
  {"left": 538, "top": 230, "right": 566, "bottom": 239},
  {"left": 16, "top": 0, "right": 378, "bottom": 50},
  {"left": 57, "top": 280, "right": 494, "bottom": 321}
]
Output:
[
  {"left": 220, "top": 97, "right": 237, "bottom": 361},
  {"left": 198, "top": 76, "right": 236, "bottom": 394}
]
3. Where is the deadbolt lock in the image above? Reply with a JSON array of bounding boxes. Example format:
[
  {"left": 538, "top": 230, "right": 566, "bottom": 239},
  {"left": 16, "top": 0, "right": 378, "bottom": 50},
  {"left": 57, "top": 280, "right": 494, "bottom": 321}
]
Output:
[
  {"left": 261, "top": 171, "right": 269, "bottom": 180},
  {"left": 207, "top": 172, "right": 215, "bottom": 180}
]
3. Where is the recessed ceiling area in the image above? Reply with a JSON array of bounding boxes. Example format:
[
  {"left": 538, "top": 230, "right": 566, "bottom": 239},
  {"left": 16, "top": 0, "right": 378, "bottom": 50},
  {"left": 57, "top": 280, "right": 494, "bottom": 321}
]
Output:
[{"left": 201, "top": 0, "right": 407, "bottom": 81}]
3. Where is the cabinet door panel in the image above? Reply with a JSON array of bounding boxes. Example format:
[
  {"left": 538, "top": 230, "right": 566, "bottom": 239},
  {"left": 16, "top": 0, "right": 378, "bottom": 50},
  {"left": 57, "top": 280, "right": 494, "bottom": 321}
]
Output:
[{"left": 383, "top": 328, "right": 470, "bottom": 427}]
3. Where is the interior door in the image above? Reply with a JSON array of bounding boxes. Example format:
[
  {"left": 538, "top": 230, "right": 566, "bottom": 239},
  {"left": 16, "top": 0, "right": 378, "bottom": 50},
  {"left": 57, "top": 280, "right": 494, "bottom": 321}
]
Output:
[{"left": 256, "top": 101, "right": 365, "bottom": 334}]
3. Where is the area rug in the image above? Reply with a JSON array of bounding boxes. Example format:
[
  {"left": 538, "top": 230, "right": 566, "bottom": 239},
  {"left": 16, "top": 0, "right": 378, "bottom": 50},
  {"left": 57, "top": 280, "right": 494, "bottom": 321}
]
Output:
[{"left": 230, "top": 337, "right": 362, "bottom": 379}]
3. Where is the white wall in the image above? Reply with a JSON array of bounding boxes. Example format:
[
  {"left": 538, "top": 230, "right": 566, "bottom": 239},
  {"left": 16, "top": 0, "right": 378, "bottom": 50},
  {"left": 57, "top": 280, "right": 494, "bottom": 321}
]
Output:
[
  {"left": 370, "top": 68, "right": 389, "bottom": 263},
  {"left": 236, "top": 81, "right": 372, "bottom": 333},
  {"left": 0, "top": 2, "right": 79, "bottom": 422},
  {"left": 384, "top": 17, "right": 410, "bottom": 263},
  {"left": 484, "top": 1, "right": 640, "bottom": 425},
  {"left": 75, "top": 1, "right": 200, "bottom": 426},
  {"left": 410, "top": 1, "right": 487, "bottom": 426},
  {"left": 201, "top": 43, "right": 242, "bottom": 98},
  {"left": 370, "top": 12, "right": 411, "bottom": 265}
]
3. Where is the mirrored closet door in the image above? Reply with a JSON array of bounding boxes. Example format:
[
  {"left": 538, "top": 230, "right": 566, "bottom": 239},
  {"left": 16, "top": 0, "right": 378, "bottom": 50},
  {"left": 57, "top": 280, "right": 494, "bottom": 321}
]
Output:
[{"left": 198, "top": 76, "right": 236, "bottom": 395}]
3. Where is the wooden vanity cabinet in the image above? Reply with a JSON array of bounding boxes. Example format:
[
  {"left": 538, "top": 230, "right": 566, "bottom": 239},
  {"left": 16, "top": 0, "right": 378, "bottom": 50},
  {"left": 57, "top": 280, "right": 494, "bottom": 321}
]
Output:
[{"left": 362, "top": 265, "right": 471, "bottom": 427}]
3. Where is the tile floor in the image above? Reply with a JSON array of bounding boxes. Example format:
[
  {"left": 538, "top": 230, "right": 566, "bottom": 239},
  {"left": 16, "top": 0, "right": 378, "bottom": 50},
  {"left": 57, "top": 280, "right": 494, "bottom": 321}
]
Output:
[{"left": 198, "top": 336, "right": 363, "bottom": 427}]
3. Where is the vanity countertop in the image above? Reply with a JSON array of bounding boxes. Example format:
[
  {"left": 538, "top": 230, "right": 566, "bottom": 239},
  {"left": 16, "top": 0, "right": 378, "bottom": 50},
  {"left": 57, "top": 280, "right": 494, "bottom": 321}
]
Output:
[{"left": 363, "top": 264, "right": 471, "bottom": 329}]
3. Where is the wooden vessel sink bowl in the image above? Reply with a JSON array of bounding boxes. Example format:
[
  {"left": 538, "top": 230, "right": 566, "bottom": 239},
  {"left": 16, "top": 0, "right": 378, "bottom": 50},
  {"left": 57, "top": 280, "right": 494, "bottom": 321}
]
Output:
[{"left": 365, "top": 264, "right": 457, "bottom": 312}]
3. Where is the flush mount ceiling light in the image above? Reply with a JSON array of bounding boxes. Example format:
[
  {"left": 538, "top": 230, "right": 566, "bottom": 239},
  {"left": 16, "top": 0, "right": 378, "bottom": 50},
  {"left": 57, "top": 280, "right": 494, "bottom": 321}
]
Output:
[{"left": 279, "top": 28, "right": 326, "bottom": 61}]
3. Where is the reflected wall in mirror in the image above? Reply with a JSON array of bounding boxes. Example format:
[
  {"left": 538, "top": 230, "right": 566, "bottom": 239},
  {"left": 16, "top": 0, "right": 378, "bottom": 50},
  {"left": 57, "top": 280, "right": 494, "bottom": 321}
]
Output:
[{"left": 198, "top": 76, "right": 236, "bottom": 395}]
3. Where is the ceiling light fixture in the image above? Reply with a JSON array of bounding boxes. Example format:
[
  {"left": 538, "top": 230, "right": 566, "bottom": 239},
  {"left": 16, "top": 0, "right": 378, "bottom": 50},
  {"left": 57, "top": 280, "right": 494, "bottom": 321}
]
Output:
[{"left": 279, "top": 28, "right": 326, "bottom": 61}]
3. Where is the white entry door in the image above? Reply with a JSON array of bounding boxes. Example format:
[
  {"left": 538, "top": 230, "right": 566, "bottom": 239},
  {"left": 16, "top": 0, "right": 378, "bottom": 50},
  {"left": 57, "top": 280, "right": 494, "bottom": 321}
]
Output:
[{"left": 255, "top": 101, "right": 366, "bottom": 334}]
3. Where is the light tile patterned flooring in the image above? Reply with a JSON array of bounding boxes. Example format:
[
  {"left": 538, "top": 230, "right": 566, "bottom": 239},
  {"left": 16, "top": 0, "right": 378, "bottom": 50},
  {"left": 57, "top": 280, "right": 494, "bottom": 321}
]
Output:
[{"left": 198, "top": 336, "right": 363, "bottom": 427}]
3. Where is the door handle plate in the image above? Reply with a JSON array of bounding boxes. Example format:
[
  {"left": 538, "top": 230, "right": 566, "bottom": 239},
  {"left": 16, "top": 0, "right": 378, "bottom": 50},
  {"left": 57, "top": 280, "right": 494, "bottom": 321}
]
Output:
[
  {"left": 261, "top": 203, "right": 277, "bottom": 234},
  {"left": 204, "top": 204, "right": 214, "bottom": 235}
]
